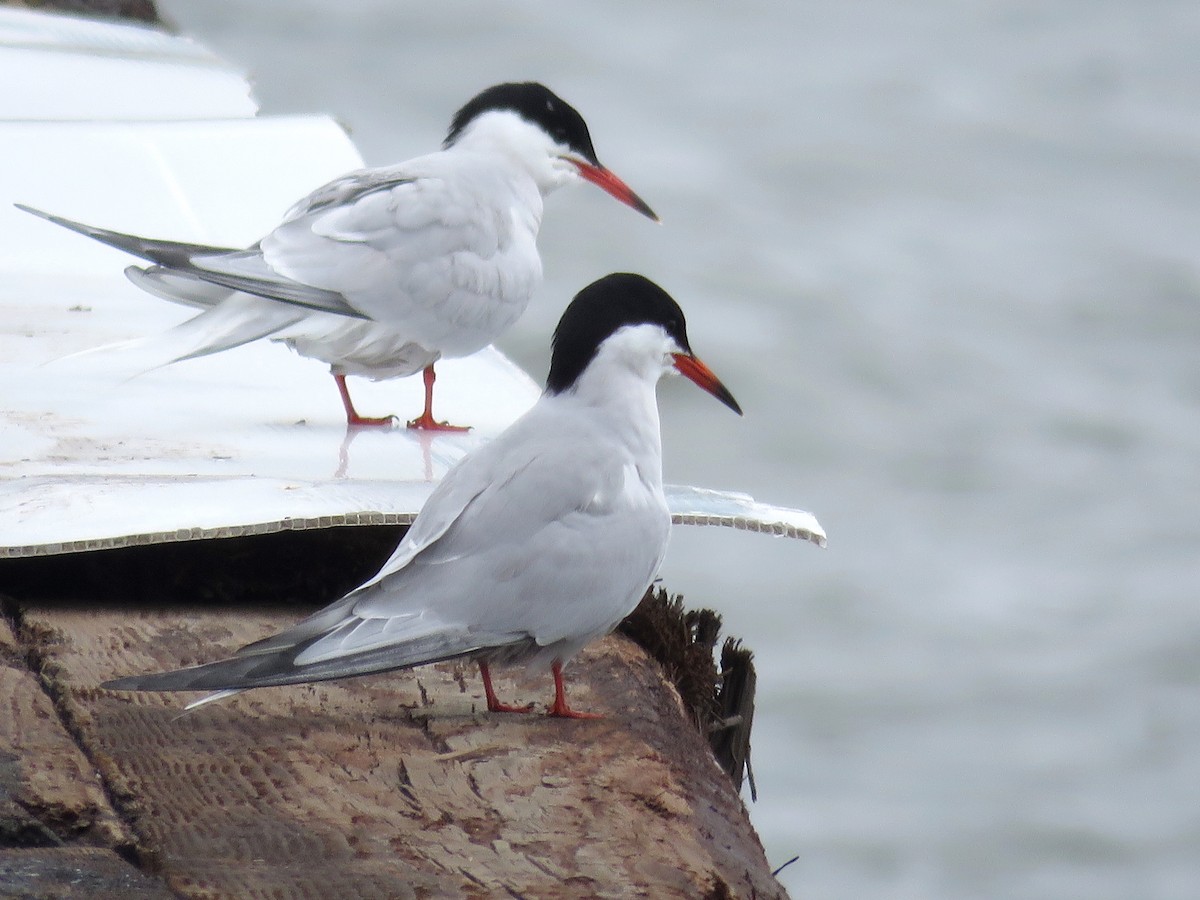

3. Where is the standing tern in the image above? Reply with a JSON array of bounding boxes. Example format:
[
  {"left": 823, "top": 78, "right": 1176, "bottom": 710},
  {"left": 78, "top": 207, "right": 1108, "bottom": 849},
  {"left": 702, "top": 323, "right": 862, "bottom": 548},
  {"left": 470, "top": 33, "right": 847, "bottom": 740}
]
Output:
[
  {"left": 18, "top": 82, "right": 657, "bottom": 430},
  {"left": 103, "top": 273, "right": 742, "bottom": 718}
]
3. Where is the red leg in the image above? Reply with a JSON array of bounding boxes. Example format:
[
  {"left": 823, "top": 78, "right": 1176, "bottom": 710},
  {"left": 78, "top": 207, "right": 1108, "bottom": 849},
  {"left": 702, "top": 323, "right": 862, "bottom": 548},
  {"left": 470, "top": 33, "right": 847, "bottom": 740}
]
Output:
[
  {"left": 333, "top": 374, "right": 396, "bottom": 427},
  {"left": 406, "top": 365, "right": 471, "bottom": 432},
  {"left": 547, "top": 660, "right": 603, "bottom": 719},
  {"left": 478, "top": 662, "right": 534, "bottom": 714}
]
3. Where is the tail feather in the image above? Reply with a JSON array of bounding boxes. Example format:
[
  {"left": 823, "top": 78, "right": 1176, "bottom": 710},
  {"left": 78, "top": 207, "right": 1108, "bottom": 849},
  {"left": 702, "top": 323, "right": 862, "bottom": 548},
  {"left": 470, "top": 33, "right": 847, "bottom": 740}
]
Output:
[
  {"left": 151, "top": 295, "right": 307, "bottom": 364},
  {"left": 55, "top": 293, "right": 306, "bottom": 372},
  {"left": 17, "top": 204, "right": 368, "bottom": 320},
  {"left": 15, "top": 203, "right": 238, "bottom": 266},
  {"left": 181, "top": 689, "right": 244, "bottom": 713},
  {"left": 125, "top": 266, "right": 234, "bottom": 310},
  {"left": 103, "top": 633, "right": 494, "bottom": 694}
]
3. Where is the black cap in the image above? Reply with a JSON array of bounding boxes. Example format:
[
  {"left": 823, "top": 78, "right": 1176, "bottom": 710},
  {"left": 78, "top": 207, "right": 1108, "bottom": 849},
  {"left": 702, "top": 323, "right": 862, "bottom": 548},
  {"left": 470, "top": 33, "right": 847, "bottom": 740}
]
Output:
[{"left": 445, "top": 82, "right": 600, "bottom": 164}]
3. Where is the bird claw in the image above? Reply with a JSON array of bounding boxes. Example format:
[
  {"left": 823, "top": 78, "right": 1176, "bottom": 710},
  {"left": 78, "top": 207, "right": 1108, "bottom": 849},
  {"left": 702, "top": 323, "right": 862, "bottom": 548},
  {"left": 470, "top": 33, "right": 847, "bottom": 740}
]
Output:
[
  {"left": 546, "top": 703, "right": 604, "bottom": 720},
  {"left": 406, "top": 414, "right": 472, "bottom": 432}
]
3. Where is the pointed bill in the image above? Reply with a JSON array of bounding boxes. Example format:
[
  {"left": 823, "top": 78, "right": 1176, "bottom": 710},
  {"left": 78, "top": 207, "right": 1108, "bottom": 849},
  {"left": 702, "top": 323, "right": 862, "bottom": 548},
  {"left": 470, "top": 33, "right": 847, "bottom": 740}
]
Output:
[
  {"left": 671, "top": 353, "right": 742, "bottom": 415},
  {"left": 569, "top": 160, "right": 659, "bottom": 221}
]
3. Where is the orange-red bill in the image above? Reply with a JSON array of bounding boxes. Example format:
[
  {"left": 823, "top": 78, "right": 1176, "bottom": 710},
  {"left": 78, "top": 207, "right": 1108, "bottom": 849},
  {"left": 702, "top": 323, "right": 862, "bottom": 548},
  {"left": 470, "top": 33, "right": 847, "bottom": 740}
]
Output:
[
  {"left": 671, "top": 353, "right": 742, "bottom": 415},
  {"left": 571, "top": 160, "right": 659, "bottom": 222}
]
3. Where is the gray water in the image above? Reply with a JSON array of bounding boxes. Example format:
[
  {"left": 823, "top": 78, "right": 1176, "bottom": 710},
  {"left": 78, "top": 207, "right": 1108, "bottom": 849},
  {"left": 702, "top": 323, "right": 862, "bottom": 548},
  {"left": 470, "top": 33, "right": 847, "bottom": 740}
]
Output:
[{"left": 155, "top": 2, "right": 1200, "bottom": 896}]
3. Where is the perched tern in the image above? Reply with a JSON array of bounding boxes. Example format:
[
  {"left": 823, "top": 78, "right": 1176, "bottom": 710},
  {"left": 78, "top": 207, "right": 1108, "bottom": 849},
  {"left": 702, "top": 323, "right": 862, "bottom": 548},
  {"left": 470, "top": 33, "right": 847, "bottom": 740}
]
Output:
[
  {"left": 18, "top": 82, "right": 657, "bottom": 430},
  {"left": 103, "top": 273, "right": 741, "bottom": 718}
]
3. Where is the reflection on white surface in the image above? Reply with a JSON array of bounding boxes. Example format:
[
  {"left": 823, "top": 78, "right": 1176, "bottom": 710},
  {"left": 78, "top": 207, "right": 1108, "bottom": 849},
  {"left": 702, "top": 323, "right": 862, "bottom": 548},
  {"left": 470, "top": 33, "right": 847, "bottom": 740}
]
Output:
[
  {"left": 0, "top": 17, "right": 824, "bottom": 559},
  {"left": 0, "top": 264, "right": 822, "bottom": 557},
  {"left": 0, "top": 269, "right": 541, "bottom": 556}
]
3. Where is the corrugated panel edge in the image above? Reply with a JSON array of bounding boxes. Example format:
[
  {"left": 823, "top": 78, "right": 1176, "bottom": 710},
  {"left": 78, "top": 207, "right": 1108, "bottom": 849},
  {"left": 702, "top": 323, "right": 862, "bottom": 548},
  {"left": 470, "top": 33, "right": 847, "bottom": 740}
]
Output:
[
  {"left": 1, "top": 510, "right": 825, "bottom": 559},
  {"left": 671, "top": 513, "right": 827, "bottom": 547},
  {"left": 0, "top": 511, "right": 418, "bottom": 558}
]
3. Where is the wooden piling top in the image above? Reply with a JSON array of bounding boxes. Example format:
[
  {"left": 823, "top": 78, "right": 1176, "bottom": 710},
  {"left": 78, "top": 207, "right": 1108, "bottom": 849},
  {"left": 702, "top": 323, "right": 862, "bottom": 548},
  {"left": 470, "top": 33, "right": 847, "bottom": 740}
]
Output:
[{"left": 1, "top": 599, "right": 787, "bottom": 898}]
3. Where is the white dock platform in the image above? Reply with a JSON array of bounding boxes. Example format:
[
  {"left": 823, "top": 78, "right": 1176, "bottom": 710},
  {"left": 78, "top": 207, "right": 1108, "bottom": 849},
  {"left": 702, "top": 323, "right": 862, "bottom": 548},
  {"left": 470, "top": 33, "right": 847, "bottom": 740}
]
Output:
[{"left": 0, "top": 7, "right": 825, "bottom": 559}]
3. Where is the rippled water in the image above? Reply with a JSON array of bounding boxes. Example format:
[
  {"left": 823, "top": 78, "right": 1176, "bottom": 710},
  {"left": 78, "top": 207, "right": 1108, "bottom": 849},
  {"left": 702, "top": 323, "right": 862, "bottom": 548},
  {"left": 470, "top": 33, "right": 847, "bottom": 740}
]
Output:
[{"left": 156, "top": 2, "right": 1200, "bottom": 896}]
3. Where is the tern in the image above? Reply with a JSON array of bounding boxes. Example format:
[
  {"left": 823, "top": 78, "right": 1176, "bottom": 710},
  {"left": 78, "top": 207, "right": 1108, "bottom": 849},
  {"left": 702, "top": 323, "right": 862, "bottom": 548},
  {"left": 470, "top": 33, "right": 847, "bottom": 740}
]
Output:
[
  {"left": 18, "top": 82, "right": 657, "bottom": 430},
  {"left": 103, "top": 273, "right": 742, "bottom": 718}
]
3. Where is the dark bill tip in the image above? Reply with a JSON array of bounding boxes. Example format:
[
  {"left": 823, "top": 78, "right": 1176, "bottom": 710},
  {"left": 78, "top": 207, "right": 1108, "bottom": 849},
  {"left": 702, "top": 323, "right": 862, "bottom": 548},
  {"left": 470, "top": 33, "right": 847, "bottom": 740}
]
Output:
[
  {"left": 570, "top": 159, "right": 660, "bottom": 222},
  {"left": 671, "top": 353, "right": 743, "bottom": 415}
]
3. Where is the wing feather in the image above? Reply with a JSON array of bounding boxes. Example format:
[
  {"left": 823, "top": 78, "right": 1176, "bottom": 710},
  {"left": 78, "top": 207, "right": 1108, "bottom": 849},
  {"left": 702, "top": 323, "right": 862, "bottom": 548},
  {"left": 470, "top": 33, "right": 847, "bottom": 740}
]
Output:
[
  {"left": 16, "top": 203, "right": 365, "bottom": 318},
  {"left": 104, "top": 403, "right": 668, "bottom": 698}
]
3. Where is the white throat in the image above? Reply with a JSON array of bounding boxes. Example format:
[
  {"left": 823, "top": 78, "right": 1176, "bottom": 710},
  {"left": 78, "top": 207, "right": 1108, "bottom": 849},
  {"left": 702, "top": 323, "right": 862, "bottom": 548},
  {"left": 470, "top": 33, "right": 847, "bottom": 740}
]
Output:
[{"left": 555, "top": 324, "right": 680, "bottom": 466}]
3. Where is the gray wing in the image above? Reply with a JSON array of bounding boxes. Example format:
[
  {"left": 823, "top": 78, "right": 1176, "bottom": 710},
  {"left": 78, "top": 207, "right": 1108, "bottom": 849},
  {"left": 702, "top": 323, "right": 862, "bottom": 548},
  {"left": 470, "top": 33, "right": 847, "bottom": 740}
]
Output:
[
  {"left": 280, "top": 167, "right": 417, "bottom": 219},
  {"left": 16, "top": 203, "right": 238, "bottom": 265},
  {"left": 102, "top": 407, "right": 663, "bottom": 695},
  {"left": 101, "top": 616, "right": 524, "bottom": 693},
  {"left": 256, "top": 157, "right": 539, "bottom": 342},
  {"left": 301, "top": 411, "right": 668, "bottom": 662},
  {"left": 101, "top": 409, "right": 555, "bottom": 694},
  {"left": 21, "top": 151, "right": 537, "bottom": 349},
  {"left": 16, "top": 204, "right": 365, "bottom": 319}
]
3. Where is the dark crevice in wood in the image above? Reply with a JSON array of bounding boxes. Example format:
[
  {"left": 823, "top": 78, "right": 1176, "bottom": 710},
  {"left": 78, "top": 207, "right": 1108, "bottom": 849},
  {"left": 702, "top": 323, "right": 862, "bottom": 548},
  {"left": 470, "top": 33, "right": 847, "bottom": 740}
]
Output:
[
  {"left": 0, "top": 598, "right": 185, "bottom": 896},
  {"left": 618, "top": 587, "right": 758, "bottom": 796}
]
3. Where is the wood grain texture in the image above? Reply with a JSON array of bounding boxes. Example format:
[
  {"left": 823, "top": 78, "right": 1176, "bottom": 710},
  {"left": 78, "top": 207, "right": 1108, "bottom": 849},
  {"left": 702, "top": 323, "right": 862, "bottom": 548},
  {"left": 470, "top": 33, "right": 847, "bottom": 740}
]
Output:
[
  {"left": 0, "top": 618, "right": 129, "bottom": 851},
  {"left": 7, "top": 606, "right": 787, "bottom": 899}
]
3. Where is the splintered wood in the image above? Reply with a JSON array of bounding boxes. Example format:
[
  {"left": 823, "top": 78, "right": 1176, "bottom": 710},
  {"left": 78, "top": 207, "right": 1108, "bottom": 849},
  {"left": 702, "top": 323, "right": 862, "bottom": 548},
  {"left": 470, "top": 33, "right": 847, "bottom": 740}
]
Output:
[{"left": 1, "top": 606, "right": 787, "bottom": 899}]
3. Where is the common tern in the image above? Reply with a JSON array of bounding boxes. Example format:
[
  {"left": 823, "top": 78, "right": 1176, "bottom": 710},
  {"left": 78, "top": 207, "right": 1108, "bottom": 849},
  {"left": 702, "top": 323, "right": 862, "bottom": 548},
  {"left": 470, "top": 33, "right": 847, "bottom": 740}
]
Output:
[
  {"left": 103, "top": 273, "right": 741, "bottom": 718},
  {"left": 18, "top": 82, "right": 656, "bottom": 430}
]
